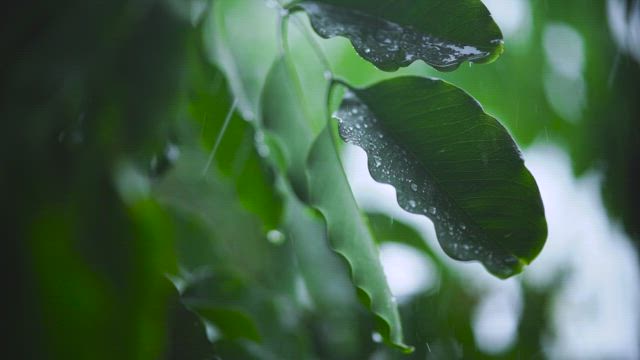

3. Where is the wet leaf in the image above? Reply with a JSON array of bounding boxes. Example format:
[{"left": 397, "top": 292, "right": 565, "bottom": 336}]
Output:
[
  {"left": 291, "top": 0, "right": 503, "bottom": 71},
  {"left": 333, "top": 77, "right": 546, "bottom": 278}
]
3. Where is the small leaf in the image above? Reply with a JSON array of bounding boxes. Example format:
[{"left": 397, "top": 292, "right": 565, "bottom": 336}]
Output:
[
  {"left": 189, "top": 305, "right": 262, "bottom": 342},
  {"left": 333, "top": 77, "right": 547, "bottom": 278},
  {"left": 292, "top": 0, "right": 503, "bottom": 71}
]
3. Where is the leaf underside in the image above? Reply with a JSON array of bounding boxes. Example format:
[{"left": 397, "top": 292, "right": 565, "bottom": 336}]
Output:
[
  {"left": 295, "top": 0, "right": 504, "bottom": 71},
  {"left": 333, "top": 76, "right": 547, "bottom": 278},
  {"left": 307, "top": 127, "right": 411, "bottom": 352},
  {"left": 262, "top": 57, "right": 411, "bottom": 352}
]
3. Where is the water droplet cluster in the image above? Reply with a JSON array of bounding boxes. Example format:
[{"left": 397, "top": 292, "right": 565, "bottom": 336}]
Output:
[
  {"left": 335, "top": 90, "right": 520, "bottom": 277},
  {"left": 300, "top": 3, "right": 493, "bottom": 71}
]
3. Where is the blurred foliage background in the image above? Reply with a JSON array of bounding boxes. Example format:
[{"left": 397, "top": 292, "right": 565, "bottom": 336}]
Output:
[{"left": 4, "top": 0, "right": 639, "bottom": 359}]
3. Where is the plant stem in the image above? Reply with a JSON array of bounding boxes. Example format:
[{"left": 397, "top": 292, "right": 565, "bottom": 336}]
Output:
[
  {"left": 290, "top": 15, "right": 333, "bottom": 76},
  {"left": 202, "top": 98, "right": 238, "bottom": 176}
]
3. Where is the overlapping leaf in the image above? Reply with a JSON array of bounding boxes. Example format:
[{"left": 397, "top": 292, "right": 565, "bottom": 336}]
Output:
[{"left": 333, "top": 77, "right": 547, "bottom": 278}]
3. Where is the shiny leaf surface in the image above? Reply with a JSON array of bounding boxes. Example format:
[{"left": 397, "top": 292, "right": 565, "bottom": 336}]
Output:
[
  {"left": 292, "top": 0, "right": 503, "bottom": 71},
  {"left": 334, "top": 77, "right": 547, "bottom": 277}
]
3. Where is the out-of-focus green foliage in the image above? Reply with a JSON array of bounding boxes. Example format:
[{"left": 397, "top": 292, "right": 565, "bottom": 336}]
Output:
[
  {"left": 3, "top": 0, "right": 190, "bottom": 358},
  {"left": 5, "top": 0, "right": 638, "bottom": 359}
]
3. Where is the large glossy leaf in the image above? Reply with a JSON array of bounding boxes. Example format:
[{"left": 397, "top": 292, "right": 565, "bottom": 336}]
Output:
[
  {"left": 261, "top": 57, "right": 411, "bottom": 352},
  {"left": 291, "top": 0, "right": 503, "bottom": 71},
  {"left": 333, "top": 77, "right": 547, "bottom": 278}
]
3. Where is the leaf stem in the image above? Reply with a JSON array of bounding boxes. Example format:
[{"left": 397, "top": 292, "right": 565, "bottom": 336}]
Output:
[
  {"left": 278, "top": 11, "right": 317, "bottom": 129},
  {"left": 290, "top": 15, "right": 333, "bottom": 77}
]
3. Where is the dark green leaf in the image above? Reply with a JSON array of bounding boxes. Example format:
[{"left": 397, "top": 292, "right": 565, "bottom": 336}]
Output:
[
  {"left": 190, "top": 306, "right": 262, "bottom": 342},
  {"left": 165, "top": 286, "right": 215, "bottom": 360},
  {"left": 292, "top": 0, "right": 503, "bottom": 71},
  {"left": 333, "top": 77, "right": 547, "bottom": 278}
]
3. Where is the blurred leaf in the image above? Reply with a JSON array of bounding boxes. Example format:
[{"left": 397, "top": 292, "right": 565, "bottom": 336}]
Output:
[
  {"left": 186, "top": 15, "right": 283, "bottom": 231},
  {"left": 333, "top": 77, "right": 546, "bottom": 278},
  {"left": 367, "top": 213, "right": 435, "bottom": 257},
  {"left": 165, "top": 286, "right": 215, "bottom": 360},
  {"left": 362, "top": 212, "right": 481, "bottom": 359},
  {"left": 262, "top": 57, "right": 411, "bottom": 352},
  {"left": 291, "top": 0, "right": 503, "bottom": 71},
  {"left": 261, "top": 58, "right": 327, "bottom": 198},
  {"left": 192, "top": 306, "right": 262, "bottom": 342},
  {"left": 208, "top": 0, "right": 279, "bottom": 118},
  {"left": 154, "top": 146, "right": 317, "bottom": 358},
  {"left": 284, "top": 192, "right": 355, "bottom": 310},
  {"left": 3, "top": 1, "right": 194, "bottom": 358},
  {"left": 283, "top": 188, "right": 366, "bottom": 358}
]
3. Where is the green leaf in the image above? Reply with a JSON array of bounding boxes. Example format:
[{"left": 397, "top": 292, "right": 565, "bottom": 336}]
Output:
[
  {"left": 291, "top": 0, "right": 503, "bottom": 71},
  {"left": 261, "top": 57, "right": 412, "bottom": 352},
  {"left": 333, "top": 77, "right": 547, "bottom": 278},
  {"left": 165, "top": 286, "right": 215, "bottom": 360},
  {"left": 260, "top": 58, "right": 328, "bottom": 198},
  {"left": 190, "top": 306, "right": 262, "bottom": 342},
  {"left": 307, "top": 128, "right": 412, "bottom": 352},
  {"left": 283, "top": 192, "right": 365, "bottom": 358}
]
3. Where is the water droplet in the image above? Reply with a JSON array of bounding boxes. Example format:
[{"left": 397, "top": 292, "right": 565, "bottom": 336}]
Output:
[
  {"left": 165, "top": 143, "right": 180, "bottom": 162},
  {"left": 428, "top": 207, "right": 437, "bottom": 215},
  {"left": 377, "top": 133, "right": 384, "bottom": 139},
  {"left": 408, "top": 200, "right": 417, "bottom": 208},
  {"left": 241, "top": 109, "right": 255, "bottom": 121},
  {"left": 323, "top": 70, "right": 332, "bottom": 80},
  {"left": 355, "top": 123, "right": 361, "bottom": 129},
  {"left": 373, "top": 156, "right": 382, "bottom": 167},
  {"left": 267, "top": 229, "right": 285, "bottom": 245},
  {"left": 371, "top": 332, "right": 383, "bottom": 343},
  {"left": 149, "top": 155, "right": 158, "bottom": 171},
  {"left": 257, "top": 144, "right": 270, "bottom": 157},
  {"left": 410, "top": 183, "right": 418, "bottom": 191}
]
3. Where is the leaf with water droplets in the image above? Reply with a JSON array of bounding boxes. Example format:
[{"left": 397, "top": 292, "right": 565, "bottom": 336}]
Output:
[
  {"left": 291, "top": 0, "right": 504, "bottom": 71},
  {"left": 333, "top": 77, "right": 547, "bottom": 278}
]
